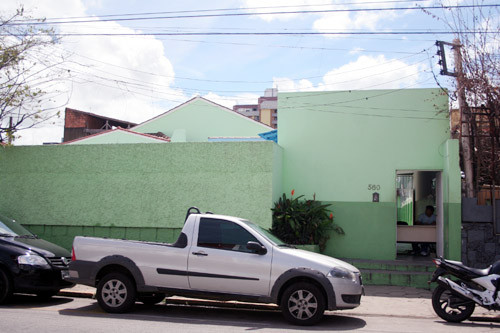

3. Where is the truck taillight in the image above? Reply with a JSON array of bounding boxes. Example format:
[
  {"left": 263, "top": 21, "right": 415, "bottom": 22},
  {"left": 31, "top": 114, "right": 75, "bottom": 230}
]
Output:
[{"left": 71, "top": 246, "right": 76, "bottom": 261}]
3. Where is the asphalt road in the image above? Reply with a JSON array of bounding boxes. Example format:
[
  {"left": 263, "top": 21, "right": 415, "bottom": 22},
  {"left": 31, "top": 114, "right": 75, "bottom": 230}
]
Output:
[{"left": 0, "top": 295, "right": 498, "bottom": 333}]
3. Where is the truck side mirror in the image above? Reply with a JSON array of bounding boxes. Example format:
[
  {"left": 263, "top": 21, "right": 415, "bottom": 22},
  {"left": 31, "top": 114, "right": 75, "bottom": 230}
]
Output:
[{"left": 246, "top": 241, "right": 267, "bottom": 255}]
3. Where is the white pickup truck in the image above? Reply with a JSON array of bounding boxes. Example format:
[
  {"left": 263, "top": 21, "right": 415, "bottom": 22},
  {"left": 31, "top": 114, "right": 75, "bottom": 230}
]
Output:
[{"left": 68, "top": 208, "right": 363, "bottom": 325}]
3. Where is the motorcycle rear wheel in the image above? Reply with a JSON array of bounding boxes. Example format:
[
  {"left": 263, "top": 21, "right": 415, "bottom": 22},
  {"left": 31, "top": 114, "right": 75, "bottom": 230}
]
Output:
[{"left": 432, "top": 285, "right": 475, "bottom": 322}]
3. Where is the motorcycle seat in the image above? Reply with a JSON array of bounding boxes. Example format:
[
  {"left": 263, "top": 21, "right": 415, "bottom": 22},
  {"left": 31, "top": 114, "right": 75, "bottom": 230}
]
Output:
[
  {"left": 466, "top": 266, "right": 491, "bottom": 276},
  {"left": 444, "top": 259, "right": 491, "bottom": 276}
]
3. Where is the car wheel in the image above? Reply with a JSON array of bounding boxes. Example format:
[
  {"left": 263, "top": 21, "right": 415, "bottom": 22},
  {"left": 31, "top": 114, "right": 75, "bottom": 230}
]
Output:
[
  {"left": 96, "top": 273, "right": 136, "bottom": 313},
  {"left": 280, "top": 282, "right": 326, "bottom": 326},
  {"left": 432, "top": 285, "right": 475, "bottom": 322},
  {"left": 0, "top": 268, "right": 13, "bottom": 304},
  {"left": 138, "top": 293, "right": 165, "bottom": 305}
]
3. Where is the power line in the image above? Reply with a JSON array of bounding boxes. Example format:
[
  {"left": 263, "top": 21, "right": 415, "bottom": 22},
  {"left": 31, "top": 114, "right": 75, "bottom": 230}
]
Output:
[
  {"left": 3, "top": 30, "right": 493, "bottom": 37},
  {"left": 52, "top": 44, "right": 430, "bottom": 85},
  {"left": 6, "top": 4, "right": 499, "bottom": 26},
  {"left": 32, "top": 0, "right": 431, "bottom": 21}
]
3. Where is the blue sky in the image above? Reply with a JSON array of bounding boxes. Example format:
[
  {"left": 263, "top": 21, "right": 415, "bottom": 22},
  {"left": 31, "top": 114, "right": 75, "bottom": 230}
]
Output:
[{"left": 1, "top": 0, "right": 493, "bottom": 144}]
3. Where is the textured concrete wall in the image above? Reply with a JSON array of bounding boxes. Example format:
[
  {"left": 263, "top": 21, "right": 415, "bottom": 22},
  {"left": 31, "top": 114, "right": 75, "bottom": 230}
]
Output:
[
  {"left": 278, "top": 88, "right": 461, "bottom": 260},
  {"left": 0, "top": 142, "right": 277, "bottom": 249},
  {"left": 462, "top": 222, "right": 500, "bottom": 268}
]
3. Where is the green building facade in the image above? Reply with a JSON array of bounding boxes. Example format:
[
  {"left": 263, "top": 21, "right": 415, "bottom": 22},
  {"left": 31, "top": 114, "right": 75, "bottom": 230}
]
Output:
[
  {"left": 0, "top": 88, "right": 461, "bottom": 263},
  {"left": 278, "top": 88, "right": 461, "bottom": 260}
]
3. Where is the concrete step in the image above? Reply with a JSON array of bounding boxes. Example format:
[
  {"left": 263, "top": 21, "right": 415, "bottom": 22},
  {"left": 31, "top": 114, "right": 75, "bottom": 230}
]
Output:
[
  {"left": 343, "top": 258, "right": 435, "bottom": 272},
  {"left": 361, "top": 269, "right": 433, "bottom": 290},
  {"left": 341, "top": 258, "right": 436, "bottom": 289}
]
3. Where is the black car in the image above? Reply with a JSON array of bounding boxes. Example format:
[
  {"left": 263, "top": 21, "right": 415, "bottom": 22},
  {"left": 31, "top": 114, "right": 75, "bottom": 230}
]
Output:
[{"left": 0, "top": 214, "right": 74, "bottom": 303}]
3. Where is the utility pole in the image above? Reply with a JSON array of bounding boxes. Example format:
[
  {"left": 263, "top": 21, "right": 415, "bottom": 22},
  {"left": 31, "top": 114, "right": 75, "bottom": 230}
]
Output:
[
  {"left": 453, "top": 38, "right": 475, "bottom": 198},
  {"left": 436, "top": 39, "right": 475, "bottom": 198}
]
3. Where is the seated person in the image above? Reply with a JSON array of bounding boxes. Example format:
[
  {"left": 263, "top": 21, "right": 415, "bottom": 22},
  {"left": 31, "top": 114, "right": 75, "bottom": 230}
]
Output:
[{"left": 412, "top": 205, "right": 436, "bottom": 256}]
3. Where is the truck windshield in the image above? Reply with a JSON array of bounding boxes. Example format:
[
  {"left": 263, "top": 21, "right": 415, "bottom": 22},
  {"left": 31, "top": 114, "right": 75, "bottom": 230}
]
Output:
[
  {"left": 0, "top": 214, "right": 34, "bottom": 237},
  {"left": 240, "top": 219, "right": 287, "bottom": 246}
]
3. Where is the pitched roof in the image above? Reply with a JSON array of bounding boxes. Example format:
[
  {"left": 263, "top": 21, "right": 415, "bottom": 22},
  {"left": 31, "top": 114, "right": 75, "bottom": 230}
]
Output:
[
  {"left": 62, "top": 127, "right": 171, "bottom": 145},
  {"left": 132, "top": 96, "right": 273, "bottom": 131}
]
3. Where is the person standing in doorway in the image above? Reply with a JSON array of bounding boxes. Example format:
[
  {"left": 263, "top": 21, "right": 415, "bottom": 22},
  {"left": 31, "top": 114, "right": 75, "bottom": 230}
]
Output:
[{"left": 412, "top": 205, "right": 436, "bottom": 256}]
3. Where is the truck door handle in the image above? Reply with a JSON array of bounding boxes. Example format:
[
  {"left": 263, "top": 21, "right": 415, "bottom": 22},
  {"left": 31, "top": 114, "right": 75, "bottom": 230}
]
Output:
[{"left": 192, "top": 251, "right": 208, "bottom": 256}]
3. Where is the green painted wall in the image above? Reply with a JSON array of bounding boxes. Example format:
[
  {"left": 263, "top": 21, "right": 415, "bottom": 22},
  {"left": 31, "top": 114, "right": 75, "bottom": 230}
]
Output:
[
  {"left": 278, "top": 88, "right": 460, "bottom": 260},
  {"left": 272, "top": 144, "right": 283, "bottom": 203},
  {"left": 133, "top": 97, "right": 272, "bottom": 142},
  {"left": 68, "top": 130, "right": 168, "bottom": 145},
  {"left": 0, "top": 142, "right": 277, "bottom": 250},
  {"left": 443, "top": 139, "right": 462, "bottom": 260}
]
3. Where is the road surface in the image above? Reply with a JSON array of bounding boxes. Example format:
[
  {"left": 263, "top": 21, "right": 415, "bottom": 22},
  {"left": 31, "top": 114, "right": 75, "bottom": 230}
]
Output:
[{"left": 0, "top": 294, "right": 498, "bottom": 332}]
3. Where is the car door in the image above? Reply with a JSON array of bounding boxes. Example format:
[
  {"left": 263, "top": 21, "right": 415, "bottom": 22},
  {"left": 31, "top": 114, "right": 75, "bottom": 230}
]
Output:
[{"left": 187, "top": 217, "right": 272, "bottom": 296}]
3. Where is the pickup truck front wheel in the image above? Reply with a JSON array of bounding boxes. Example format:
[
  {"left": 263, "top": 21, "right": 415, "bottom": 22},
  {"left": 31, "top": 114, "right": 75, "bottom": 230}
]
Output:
[
  {"left": 96, "top": 273, "right": 136, "bottom": 313},
  {"left": 280, "top": 282, "right": 326, "bottom": 326}
]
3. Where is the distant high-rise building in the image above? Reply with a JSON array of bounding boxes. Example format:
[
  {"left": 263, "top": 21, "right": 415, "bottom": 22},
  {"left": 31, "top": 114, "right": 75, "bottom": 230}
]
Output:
[
  {"left": 232, "top": 104, "right": 259, "bottom": 122},
  {"left": 233, "top": 88, "right": 278, "bottom": 128}
]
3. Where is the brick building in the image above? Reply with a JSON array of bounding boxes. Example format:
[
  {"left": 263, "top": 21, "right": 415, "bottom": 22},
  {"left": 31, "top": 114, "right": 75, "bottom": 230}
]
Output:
[{"left": 63, "top": 108, "right": 136, "bottom": 143}]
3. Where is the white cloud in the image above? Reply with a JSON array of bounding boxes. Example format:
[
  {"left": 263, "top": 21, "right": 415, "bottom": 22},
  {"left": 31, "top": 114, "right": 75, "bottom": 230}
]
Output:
[
  {"left": 272, "top": 77, "right": 321, "bottom": 92},
  {"left": 241, "top": 0, "right": 400, "bottom": 38},
  {"left": 312, "top": 1, "right": 399, "bottom": 38},
  {"left": 241, "top": 0, "right": 331, "bottom": 22},
  {"left": 1, "top": 0, "right": 186, "bottom": 145},
  {"left": 202, "top": 92, "right": 260, "bottom": 109},
  {"left": 275, "top": 54, "right": 426, "bottom": 92}
]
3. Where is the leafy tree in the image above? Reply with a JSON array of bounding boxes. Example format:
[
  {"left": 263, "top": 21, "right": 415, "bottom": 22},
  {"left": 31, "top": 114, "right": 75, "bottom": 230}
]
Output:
[
  {"left": 0, "top": 7, "right": 68, "bottom": 143},
  {"left": 427, "top": 1, "right": 500, "bottom": 196}
]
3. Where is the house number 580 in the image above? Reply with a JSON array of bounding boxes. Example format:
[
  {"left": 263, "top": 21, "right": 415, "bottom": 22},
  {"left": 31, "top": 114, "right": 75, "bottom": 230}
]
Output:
[{"left": 368, "top": 184, "right": 381, "bottom": 191}]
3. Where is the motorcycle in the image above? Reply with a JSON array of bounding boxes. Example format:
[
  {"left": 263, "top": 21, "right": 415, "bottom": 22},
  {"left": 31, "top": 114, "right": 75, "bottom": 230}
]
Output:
[{"left": 430, "top": 257, "right": 500, "bottom": 322}]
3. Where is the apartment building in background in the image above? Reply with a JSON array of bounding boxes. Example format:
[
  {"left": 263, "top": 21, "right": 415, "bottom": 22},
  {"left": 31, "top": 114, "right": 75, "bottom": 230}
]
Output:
[{"left": 233, "top": 88, "right": 278, "bottom": 128}]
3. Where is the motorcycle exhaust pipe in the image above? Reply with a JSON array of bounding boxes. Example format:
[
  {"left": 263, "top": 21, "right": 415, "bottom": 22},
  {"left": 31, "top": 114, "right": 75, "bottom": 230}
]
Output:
[{"left": 436, "top": 276, "right": 480, "bottom": 304}]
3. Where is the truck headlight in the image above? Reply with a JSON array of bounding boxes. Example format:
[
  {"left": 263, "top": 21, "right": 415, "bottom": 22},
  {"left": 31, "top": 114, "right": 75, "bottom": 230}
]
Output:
[
  {"left": 327, "top": 267, "right": 356, "bottom": 282},
  {"left": 17, "top": 254, "right": 51, "bottom": 269}
]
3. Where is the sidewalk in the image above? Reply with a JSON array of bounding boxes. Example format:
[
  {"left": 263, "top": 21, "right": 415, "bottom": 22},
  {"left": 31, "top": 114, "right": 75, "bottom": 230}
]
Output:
[{"left": 59, "top": 284, "right": 500, "bottom": 321}]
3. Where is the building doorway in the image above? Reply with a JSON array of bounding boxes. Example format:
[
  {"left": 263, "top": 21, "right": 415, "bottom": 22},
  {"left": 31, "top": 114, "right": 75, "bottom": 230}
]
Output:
[{"left": 396, "top": 170, "right": 443, "bottom": 259}]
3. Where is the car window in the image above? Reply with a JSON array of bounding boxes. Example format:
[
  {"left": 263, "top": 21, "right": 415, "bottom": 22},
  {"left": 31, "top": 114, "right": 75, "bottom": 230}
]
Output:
[
  {"left": 197, "top": 218, "right": 260, "bottom": 253},
  {"left": 0, "top": 214, "right": 33, "bottom": 237}
]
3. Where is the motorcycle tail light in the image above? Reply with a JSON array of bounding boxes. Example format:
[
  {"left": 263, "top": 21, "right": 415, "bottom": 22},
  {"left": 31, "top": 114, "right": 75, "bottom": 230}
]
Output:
[
  {"left": 433, "top": 259, "right": 440, "bottom": 267},
  {"left": 71, "top": 246, "right": 76, "bottom": 261}
]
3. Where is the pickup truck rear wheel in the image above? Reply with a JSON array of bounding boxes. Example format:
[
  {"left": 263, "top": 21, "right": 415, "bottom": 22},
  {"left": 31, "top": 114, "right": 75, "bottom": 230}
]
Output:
[
  {"left": 96, "top": 273, "right": 136, "bottom": 313},
  {"left": 280, "top": 282, "right": 326, "bottom": 326}
]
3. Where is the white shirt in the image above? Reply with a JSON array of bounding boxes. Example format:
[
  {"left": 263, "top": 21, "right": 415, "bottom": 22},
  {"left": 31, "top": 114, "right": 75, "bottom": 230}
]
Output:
[{"left": 417, "top": 213, "right": 436, "bottom": 225}]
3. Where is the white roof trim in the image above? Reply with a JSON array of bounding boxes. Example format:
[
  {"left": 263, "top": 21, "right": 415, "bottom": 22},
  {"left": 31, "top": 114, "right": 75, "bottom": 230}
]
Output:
[
  {"left": 132, "top": 96, "right": 273, "bottom": 131},
  {"left": 64, "top": 128, "right": 169, "bottom": 144}
]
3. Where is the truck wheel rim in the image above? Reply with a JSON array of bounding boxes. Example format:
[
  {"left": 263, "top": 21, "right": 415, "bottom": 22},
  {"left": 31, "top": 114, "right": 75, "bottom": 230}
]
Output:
[
  {"left": 288, "top": 290, "right": 318, "bottom": 320},
  {"left": 102, "top": 279, "right": 127, "bottom": 307}
]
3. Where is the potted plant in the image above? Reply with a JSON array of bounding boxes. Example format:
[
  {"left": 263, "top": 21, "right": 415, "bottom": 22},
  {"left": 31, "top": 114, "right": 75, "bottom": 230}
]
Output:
[{"left": 271, "top": 190, "right": 344, "bottom": 253}]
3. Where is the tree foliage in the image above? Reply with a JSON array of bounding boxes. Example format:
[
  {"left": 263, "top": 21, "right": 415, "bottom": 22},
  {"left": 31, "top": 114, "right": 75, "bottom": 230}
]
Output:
[{"left": 0, "top": 7, "right": 68, "bottom": 143}]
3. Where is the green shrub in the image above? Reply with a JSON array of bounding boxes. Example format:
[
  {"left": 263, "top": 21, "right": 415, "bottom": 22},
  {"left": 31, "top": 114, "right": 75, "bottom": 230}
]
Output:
[{"left": 271, "top": 190, "right": 344, "bottom": 252}]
